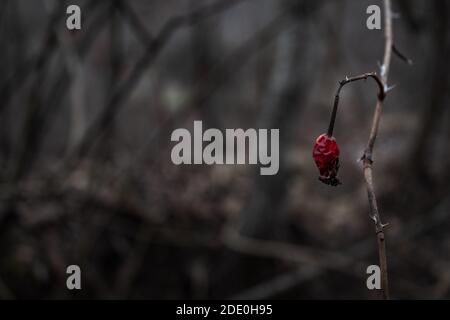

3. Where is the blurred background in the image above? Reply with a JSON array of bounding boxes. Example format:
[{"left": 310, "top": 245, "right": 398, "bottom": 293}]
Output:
[{"left": 0, "top": 0, "right": 449, "bottom": 299}]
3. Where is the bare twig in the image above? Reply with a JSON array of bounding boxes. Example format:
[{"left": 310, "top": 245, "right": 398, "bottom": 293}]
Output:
[
  {"left": 6, "top": 1, "right": 110, "bottom": 180},
  {"left": 222, "top": 226, "right": 358, "bottom": 272},
  {"left": 360, "top": 0, "right": 394, "bottom": 300},
  {"left": 0, "top": 1, "right": 101, "bottom": 115},
  {"left": 327, "top": 72, "right": 384, "bottom": 136},
  {"left": 118, "top": 1, "right": 153, "bottom": 44}
]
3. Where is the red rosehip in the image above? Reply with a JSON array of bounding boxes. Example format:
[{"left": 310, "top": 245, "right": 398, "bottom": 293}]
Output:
[{"left": 312, "top": 133, "right": 341, "bottom": 186}]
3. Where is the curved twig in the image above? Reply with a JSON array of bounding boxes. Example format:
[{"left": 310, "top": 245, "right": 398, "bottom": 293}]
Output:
[{"left": 327, "top": 72, "right": 385, "bottom": 136}]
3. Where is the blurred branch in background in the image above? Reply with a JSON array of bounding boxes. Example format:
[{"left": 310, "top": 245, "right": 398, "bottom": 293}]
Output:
[{"left": 68, "top": 0, "right": 249, "bottom": 165}]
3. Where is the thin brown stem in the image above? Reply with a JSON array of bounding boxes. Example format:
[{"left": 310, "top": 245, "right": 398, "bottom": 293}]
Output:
[
  {"left": 381, "top": 0, "right": 393, "bottom": 84},
  {"left": 326, "top": 0, "right": 394, "bottom": 300},
  {"left": 362, "top": 0, "right": 393, "bottom": 300}
]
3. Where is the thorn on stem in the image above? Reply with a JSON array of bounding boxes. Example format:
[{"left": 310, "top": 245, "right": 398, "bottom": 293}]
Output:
[
  {"left": 385, "top": 84, "right": 396, "bottom": 93},
  {"left": 392, "top": 44, "right": 413, "bottom": 65}
]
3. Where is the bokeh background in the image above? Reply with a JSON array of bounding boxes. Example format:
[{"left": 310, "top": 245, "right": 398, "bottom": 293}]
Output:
[{"left": 0, "top": 0, "right": 449, "bottom": 299}]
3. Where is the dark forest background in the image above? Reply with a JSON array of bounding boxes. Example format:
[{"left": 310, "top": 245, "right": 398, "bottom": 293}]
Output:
[{"left": 0, "top": 0, "right": 449, "bottom": 299}]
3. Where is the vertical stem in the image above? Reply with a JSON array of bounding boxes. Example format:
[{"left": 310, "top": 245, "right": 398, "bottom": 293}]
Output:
[
  {"left": 362, "top": 0, "right": 393, "bottom": 300},
  {"left": 377, "top": 231, "right": 389, "bottom": 299},
  {"left": 381, "top": 0, "right": 393, "bottom": 83},
  {"left": 363, "top": 159, "right": 389, "bottom": 299}
]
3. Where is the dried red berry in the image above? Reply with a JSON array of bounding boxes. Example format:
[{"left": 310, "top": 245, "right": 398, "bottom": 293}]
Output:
[{"left": 312, "top": 133, "right": 341, "bottom": 186}]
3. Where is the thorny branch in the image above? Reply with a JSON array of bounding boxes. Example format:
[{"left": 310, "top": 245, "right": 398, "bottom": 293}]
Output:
[{"left": 362, "top": 0, "right": 394, "bottom": 300}]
